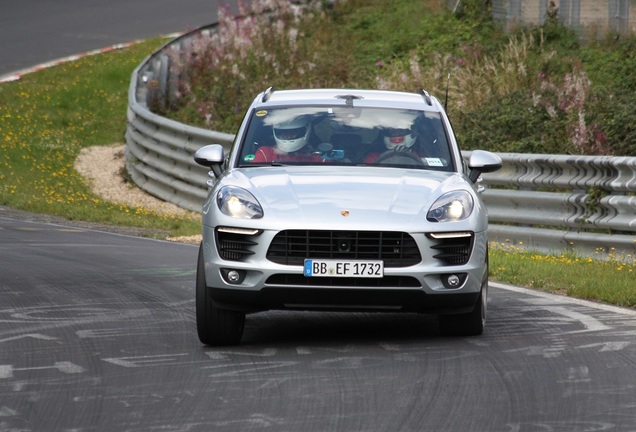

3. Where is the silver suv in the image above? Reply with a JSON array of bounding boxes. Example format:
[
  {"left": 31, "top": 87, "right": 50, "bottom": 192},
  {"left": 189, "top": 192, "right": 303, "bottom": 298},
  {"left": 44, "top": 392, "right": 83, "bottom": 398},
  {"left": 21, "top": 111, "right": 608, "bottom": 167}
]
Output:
[{"left": 194, "top": 87, "right": 502, "bottom": 345}]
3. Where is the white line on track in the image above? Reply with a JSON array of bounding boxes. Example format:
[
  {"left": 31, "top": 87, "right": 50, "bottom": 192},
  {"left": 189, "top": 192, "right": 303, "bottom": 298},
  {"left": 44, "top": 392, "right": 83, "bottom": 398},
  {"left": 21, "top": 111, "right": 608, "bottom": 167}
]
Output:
[{"left": 491, "top": 281, "right": 636, "bottom": 317}]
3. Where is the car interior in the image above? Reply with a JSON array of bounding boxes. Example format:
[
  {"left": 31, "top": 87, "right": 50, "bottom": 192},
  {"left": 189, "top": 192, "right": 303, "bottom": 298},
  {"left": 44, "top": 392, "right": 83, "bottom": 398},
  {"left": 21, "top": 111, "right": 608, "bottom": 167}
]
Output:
[{"left": 238, "top": 106, "right": 454, "bottom": 171}]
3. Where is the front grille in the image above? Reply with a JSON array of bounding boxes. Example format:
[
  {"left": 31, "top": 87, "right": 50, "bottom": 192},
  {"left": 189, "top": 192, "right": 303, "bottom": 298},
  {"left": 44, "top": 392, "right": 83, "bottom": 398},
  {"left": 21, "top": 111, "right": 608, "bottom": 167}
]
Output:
[
  {"left": 216, "top": 230, "right": 258, "bottom": 261},
  {"left": 266, "top": 274, "right": 421, "bottom": 288},
  {"left": 428, "top": 233, "right": 474, "bottom": 266},
  {"left": 267, "top": 230, "right": 421, "bottom": 267}
]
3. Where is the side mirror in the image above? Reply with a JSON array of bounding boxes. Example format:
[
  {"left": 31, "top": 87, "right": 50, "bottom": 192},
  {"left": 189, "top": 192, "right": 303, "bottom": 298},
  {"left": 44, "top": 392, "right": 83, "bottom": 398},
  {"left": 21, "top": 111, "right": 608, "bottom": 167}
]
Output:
[
  {"left": 467, "top": 150, "right": 502, "bottom": 183},
  {"left": 194, "top": 144, "right": 225, "bottom": 178}
]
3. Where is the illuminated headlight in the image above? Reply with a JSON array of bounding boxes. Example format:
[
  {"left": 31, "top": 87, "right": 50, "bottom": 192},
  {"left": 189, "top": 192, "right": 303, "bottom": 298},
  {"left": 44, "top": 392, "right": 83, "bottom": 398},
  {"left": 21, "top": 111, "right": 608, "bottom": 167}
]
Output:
[
  {"left": 427, "top": 190, "right": 474, "bottom": 222},
  {"left": 216, "top": 186, "right": 263, "bottom": 219}
]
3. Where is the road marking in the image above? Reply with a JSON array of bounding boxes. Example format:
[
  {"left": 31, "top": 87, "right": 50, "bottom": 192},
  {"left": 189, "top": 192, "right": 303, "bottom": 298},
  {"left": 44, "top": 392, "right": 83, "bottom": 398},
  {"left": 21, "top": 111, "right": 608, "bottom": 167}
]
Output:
[
  {"left": 0, "top": 366, "right": 12, "bottom": 379},
  {"left": 102, "top": 353, "right": 189, "bottom": 368},
  {"left": 201, "top": 362, "right": 298, "bottom": 378},
  {"left": 125, "top": 268, "right": 196, "bottom": 277},
  {"left": 77, "top": 329, "right": 130, "bottom": 339},
  {"left": 215, "top": 414, "right": 283, "bottom": 428},
  {"left": 503, "top": 345, "right": 565, "bottom": 358},
  {"left": 562, "top": 366, "right": 591, "bottom": 383},
  {"left": 76, "top": 327, "right": 162, "bottom": 338},
  {"left": 0, "top": 361, "right": 84, "bottom": 379},
  {"left": 206, "top": 348, "right": 277, "bottom": 360},
  {"left": 534, "top": 306, "right": 611, "bottom": 333},
  {"left": 295, "top": 345, "right": 356, "bottom": 355},
  {"left": 492, "top": 282, "right": 636, "bottom": 317},
  {"left": 0, "top": 333, "right": 58, "bottom": 343},
  {"left": 578, "top": 341, "right": 631, "bottom": 352},
  {"left": 0, "top": 407, "right": 17, "bottom": 417}
]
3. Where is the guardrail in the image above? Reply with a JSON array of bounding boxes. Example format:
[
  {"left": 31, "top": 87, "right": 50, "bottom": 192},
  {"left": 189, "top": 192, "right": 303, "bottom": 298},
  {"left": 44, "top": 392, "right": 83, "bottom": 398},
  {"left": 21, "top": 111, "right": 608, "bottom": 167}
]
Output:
[
  {"left": 125, "top": 25, "right": 636, "bottom": 258},
  {"left": 125, "top": 24, "right": 234, "bottom": 213},
  {"left": 479, "top": 154, "right": 636, "bottom": 257}
]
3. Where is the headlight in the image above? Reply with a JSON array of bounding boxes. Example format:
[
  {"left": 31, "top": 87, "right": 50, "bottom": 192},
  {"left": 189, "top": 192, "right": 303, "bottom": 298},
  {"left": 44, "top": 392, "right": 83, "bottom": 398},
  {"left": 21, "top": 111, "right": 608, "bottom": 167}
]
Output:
[
  {"left": 427, "top": 190, "right": 474, "bottom": 222},
  {"left": 217, "top": 186, "right": 263, "bottom": 219}
]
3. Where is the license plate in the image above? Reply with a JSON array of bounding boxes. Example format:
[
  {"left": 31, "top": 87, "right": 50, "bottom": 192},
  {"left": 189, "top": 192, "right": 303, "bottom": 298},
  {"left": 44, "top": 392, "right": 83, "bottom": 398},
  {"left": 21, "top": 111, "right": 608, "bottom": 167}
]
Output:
[{"left": 303, "top": 259, "right": 384, "bottom": 278}]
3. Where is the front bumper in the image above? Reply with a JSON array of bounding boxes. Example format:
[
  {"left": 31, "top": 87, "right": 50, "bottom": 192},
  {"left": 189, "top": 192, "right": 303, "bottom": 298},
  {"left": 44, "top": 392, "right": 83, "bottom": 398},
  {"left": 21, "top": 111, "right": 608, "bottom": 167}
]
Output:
[{"left": 201, "top": 226, "right": 488, "bottom": 314}]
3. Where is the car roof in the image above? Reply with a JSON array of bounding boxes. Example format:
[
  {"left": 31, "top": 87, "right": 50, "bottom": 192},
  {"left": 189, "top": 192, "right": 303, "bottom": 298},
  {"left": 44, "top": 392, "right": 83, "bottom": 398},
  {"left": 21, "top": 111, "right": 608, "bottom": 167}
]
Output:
[{"left": 253, "top": 88, "right": 443, "bottom": 112}]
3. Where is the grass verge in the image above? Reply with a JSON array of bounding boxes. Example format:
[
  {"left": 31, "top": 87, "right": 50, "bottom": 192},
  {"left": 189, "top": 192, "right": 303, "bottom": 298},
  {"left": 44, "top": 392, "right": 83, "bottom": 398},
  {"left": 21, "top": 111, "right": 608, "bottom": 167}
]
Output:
[
  {"left": 490, "top": 243, "right": 635, "bottom": 308},
  {"left": 0, "top": 37, "right": 200, "bottom": 239}
]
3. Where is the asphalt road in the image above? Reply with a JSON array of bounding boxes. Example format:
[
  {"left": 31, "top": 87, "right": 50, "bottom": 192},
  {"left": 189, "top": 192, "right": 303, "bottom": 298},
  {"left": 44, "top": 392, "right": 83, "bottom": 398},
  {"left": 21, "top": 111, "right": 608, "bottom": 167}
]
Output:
[
  {"left": 2, "top": 216, "right": 636, "bottom": 431},
  {"left": 0, "top": 0, "right": 220, "bottom": 77}
]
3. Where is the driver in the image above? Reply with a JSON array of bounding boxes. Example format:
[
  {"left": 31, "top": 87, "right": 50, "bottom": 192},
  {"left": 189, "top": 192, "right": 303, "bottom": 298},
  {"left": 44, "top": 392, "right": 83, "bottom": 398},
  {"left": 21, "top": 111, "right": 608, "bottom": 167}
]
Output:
[
  {"left": 363, "top": 125, "right": 420, "bottom": 163},
  {"left": 253, "top": 116, "right": 326, "bottom": 163}
]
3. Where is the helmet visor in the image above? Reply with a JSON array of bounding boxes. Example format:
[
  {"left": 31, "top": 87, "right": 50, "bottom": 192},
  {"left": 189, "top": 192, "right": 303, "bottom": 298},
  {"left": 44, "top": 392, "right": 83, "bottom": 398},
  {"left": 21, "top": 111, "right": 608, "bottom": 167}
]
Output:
[
  {"left": 385, "top": 128, "right": 411, "bottom": 137},
  {"left": 275, "top": 126, "right": 307, "bottom": 140}
]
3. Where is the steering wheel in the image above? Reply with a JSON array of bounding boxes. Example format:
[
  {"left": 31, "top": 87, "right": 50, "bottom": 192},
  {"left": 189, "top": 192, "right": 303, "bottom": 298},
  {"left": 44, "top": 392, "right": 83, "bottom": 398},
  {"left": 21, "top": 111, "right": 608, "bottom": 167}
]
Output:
[{"left": 374, "top": 150, "right": 426, "bottom": 166}]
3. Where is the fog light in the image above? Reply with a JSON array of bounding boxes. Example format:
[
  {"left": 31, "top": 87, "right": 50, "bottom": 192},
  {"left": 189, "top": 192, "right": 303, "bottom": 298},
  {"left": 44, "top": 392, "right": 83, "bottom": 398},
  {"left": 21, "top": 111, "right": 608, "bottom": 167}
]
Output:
[
  {"left": 447, "top": 274, "right": 461, "bottom": 287},
  {"left": 441, "top": 273, "right": 467, "bottom": 289},
  {"left": 221, "top": 268, "right": 246, "bottom": 285},
  {"left": 227, "top": 270, "right": 241, "bottom": 283}
]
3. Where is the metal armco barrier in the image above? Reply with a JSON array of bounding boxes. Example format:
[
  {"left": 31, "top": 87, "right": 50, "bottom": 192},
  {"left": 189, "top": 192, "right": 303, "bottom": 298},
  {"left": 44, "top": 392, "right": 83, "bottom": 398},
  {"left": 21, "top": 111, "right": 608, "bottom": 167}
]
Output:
[
  {"left": 125, "top": 24, "right": 234, "bottom": 213},
  {"left": 125, "top": 25, "right": 636, "bottom": 258},
  {"left": 478, "top": 154, "right": 636, "bottom": 257}
]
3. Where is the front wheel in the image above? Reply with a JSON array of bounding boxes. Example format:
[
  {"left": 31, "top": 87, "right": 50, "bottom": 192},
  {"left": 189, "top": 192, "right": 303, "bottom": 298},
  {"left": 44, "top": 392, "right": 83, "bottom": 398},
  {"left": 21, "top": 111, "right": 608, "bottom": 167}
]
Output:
[
  {"left": 439, "top": 271, "right": 488, "bottom": 337},
  {"left": 196, "top": 244, "right": 245, "bottom": 346}
]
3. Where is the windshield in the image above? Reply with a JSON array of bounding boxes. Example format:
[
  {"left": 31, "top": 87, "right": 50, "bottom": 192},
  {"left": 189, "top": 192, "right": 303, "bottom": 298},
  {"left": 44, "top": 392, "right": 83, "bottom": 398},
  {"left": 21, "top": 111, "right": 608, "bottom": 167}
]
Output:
[{"left": 237, "top": 106, "right": 454, "bottom": 171}]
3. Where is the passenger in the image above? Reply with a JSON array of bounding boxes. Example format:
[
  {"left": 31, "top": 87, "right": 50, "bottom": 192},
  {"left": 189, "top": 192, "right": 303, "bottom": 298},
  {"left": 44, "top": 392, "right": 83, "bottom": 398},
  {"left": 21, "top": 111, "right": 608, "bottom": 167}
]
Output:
[{"left": 363, "top": 125, "right": 421, "bottom": 163}]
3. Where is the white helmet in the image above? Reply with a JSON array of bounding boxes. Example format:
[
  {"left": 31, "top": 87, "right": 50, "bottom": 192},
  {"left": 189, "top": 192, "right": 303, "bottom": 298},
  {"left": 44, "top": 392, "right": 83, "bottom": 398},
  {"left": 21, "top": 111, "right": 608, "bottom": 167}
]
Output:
[
  {"left": 274, "top": 117, "right": 310, "bottom": 153},
  {"left": 383, "top": 127, "right": 417, "bottom": 150}
]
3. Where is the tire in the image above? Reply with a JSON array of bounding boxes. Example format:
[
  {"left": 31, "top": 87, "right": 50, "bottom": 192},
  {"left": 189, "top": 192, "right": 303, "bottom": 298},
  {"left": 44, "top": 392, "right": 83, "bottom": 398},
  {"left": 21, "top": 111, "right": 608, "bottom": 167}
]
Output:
[
  {"left": 196, "top": 244, "right": 245, "bottom": 346},
  {"left": 439, "top": 267, "right": 488, "bottom": 337}
]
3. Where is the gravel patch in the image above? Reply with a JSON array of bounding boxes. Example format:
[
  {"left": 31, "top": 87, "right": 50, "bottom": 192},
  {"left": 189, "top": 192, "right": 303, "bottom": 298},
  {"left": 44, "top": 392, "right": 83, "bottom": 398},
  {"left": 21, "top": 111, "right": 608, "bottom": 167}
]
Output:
[{"left": 75, "top": 144, "right": 191, "bottom": 217}]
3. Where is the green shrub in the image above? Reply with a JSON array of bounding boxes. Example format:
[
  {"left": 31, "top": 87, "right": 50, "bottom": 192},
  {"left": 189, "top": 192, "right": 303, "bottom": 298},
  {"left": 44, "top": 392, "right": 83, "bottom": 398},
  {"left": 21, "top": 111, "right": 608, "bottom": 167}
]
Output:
[{"left": 456, "top": 90, "right": 569, "bottom": 154}]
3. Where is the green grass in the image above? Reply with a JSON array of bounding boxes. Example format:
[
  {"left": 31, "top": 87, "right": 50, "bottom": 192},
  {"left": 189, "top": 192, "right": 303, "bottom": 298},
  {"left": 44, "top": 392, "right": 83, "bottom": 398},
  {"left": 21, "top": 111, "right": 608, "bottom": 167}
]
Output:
[
  {"left": 0, "top": 37, "right": 200, "bottom": 238},
  {"left": 0, "top": 2, "right": 634, "bottom": 308},
  {"left": 490, "top": 242, "right": 636, "bottom": 307}
]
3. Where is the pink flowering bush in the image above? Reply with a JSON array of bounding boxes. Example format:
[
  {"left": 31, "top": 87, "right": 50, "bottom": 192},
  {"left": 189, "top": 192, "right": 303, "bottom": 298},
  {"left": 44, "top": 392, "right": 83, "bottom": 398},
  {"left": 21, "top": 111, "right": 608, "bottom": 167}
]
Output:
[
  {"left": 166, "top": 0, "right": 362, "bottom": 132},
  {"left": 536, "top": 70, "right": 610, "bottom": 155}
]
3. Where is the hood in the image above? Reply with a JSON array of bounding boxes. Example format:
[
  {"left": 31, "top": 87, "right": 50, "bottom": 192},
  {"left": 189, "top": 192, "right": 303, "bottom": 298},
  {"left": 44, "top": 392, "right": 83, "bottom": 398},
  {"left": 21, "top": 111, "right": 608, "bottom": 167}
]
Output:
[{"left": 220, "top": 166, "right": 470, "bottom": 230}]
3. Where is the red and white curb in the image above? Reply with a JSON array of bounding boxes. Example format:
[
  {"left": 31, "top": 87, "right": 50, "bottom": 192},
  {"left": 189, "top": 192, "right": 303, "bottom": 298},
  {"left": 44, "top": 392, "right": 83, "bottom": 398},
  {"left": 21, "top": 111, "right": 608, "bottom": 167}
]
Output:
[{"left": 0, "top": 33, "right": 182, "bottom": 84}]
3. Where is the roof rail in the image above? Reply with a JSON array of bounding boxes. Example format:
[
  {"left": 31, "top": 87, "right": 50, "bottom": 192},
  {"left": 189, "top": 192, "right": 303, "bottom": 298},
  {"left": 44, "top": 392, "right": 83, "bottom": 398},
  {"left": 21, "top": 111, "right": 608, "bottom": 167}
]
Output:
[
  {"left": 262, "top": 86, "right": 276, "bottom": 102},
  {"left": 418, "top": 89, "right": 433, "bottom": 106}
]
